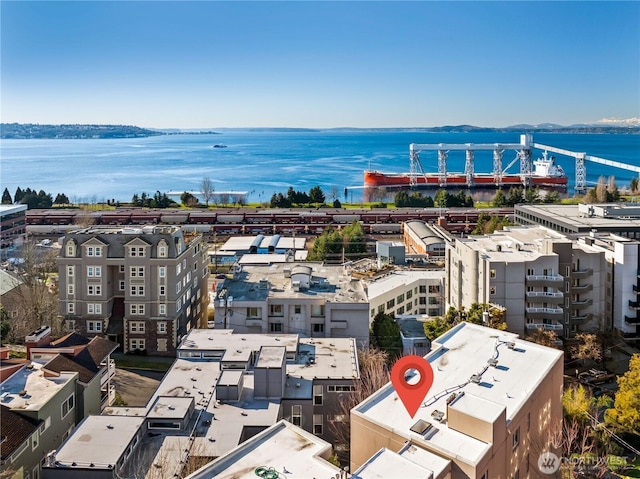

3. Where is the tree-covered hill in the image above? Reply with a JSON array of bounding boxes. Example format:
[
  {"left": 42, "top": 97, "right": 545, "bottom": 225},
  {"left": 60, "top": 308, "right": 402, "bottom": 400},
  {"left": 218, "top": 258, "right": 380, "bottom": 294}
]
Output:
[{"left": 0, "top": 123, "right": 165, "bottom": 139}]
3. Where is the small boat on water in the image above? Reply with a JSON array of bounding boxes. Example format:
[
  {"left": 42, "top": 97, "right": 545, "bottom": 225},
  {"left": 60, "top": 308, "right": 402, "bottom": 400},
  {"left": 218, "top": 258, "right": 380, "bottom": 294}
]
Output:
[{"left": 212, "top": 144, "right": 227, "bottom": 148}]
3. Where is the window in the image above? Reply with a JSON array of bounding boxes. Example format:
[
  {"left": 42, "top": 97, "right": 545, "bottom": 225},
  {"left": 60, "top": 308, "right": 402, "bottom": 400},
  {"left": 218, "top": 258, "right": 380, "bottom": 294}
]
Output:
[
  {"left": 406, "top": 290, "right": 412, "bottom": 300},
  {"left": 159, "top": 285, "right": 166, "bottom": 296},
  {"left": 38, "top": 417, "right": 51, "bottom": 435},
  {"left": 67, "top": 303, "right": 75, "bottom": 314},
  {"left": 130, "top": 304, "right": 145, "bottom": 315},
  {"left": 116, "top": 280, "right": 124, "bottom": 291},
  {"left": 327, "top": 385, "right": 356, "bottom": 392},
  {"left": 186, "top": 271, "right": 191, "bottom": 283},
  {"left": 313, "top": 385, "right": 323, "bottom": 405},
  {"left": 313, "top": 414, "right": 323, "bottom": 435},
  {"left": 87, "top": 266, "right": 101, "bottom": 277},
  {"left": 87, "top": 321, "right": 102, "bottom": 333},
  {"left": 130, "top": 338, "right": 145, "bottom": 351},
  {"left": 61, "top": 394, "right": 74, "bottom": 419},
  {"left": 247, "top": 307, "right": 260, "bottom": 318},
  {"left": 428, "top": 285, "right": 440, "bottom": 293},
  {"left": 269, "top": 322, "right": 283, "bottom": 332},
  {"left": 397, "top": 293, "right": 404, "bottom": 303},
  {"left": 158, "top": 243, "right": 167, "bottom": 258},
  {"left": 87, "top": 284, "right": 101, "bottom": 295},
  {"left": 159, "top": 304, "right": 166, "bottom": 316},
  {"left": 311, "top": 304, "right": 325, "bottom": 317},
  {"left": 32, "top": 431, "right": 39, "bottom": 451},
  {"left": 129, "top": 321, "right": 145, "bottom": 333},
  {"left": 269, "top": 304, "right": 284, "bottom": 316},
  {"left": 87, "top": 246, "right": 102, "bottom": 257},
  {"left": 419, "top": 285, "right": 427, "bottom": 294},
  {"left": 159, "top": 266, "right": 166, "bottom": 278},
  {"left": 176, "top": 282, "right": 181, "bottom": 294},
  {"left": 377, "top": 305, "right": 384, "bottom": 314},
  {"left": 66, "top": 266, "right": 74, "bottom": 277},
  {"left": 291, "top": 405, "right": 302, "bottom": 426},
  {"left": 512, "top": 426, "right": 520, "bottom": 449},
  {"left": 130, "top": 246, "right": 145, "bottom": 257},
  {"left": 131, "top": 285, "right": 144, "bottom": 296},
  {"left": 66, "top": 242, "right": 75, "bottom": 257},
  {"left": 396, "top": 306, "right": 405, "bottom": 315},
  {"left": 490, "top": 269, "right": 496, "bottom": 278},
  {"left": 311, "top": 323, "right": 325, "bottom": 333},
  {"left": 386, "top": 299, "right": 395, "bottom": 309},
  {"left": 176, "top": 263, "right": 182, "bottom": 275},
  {"left": 67, "top": 284, "right": 74, "bottom": 295},
  {"left": 130, "top": 266, "right": 144, "bottom": 277},
  {"left": 65, "top": 319, "right": 75, "bottom": 332},
  {"left": 490, "top": 287, "right": 496, "bottom": 295},
  {"left": 158, "top": 322, "right": 167, "bottom": 334},
  {"left": 120, "top": 264, "right": 125, "bottom": 273},
  {"left": 176, "top": 298, "right": 182, "bottom": 312},
  {"left": 87, "top": 303, "right": 102, "bottom": 314}
]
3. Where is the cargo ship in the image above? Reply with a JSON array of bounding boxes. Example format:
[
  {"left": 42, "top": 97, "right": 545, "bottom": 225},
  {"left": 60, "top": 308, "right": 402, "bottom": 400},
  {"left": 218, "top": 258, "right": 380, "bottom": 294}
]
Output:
[{"left": 364, "top": 153, "right": 568, "bottom": 189}]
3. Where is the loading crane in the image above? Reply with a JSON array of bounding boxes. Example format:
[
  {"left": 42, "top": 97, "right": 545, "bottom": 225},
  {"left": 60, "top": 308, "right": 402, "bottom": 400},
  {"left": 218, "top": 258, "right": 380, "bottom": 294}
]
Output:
[{"left": 533, "top": 143, "right": 640, "bottom": 193}]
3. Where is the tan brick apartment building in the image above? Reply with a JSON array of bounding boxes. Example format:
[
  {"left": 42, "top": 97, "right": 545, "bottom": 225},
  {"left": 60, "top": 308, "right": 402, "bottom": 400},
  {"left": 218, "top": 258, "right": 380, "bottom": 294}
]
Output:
[{"left": 57, "top": 226, "right": 209, "bottom": 355}]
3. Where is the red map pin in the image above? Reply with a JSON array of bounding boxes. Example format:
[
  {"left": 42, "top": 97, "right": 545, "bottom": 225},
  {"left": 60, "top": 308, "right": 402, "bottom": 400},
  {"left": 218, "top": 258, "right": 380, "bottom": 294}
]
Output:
[{"left": 391, "top": 355, "right": 434, "bottom": 418}]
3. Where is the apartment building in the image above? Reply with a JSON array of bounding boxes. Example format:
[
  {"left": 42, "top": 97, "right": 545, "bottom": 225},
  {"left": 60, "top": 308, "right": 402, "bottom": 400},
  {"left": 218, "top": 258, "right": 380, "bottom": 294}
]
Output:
[
  {"left": 0, "top": 359, "right": 78, "bottom": 479},
  {"left": 351, "top": 322, "right": 564, "bottom": 479},
  {"left": 365, "top": 268, "right": 445, "bottom": 323},
  {"left": 575, "top": 232, "right": 640, "bottom": 336},
  {"left": 57, "top": 225, "right": 209, "bottom": 356},
  {"left": 213, "top": 262, "right": 370, "bottom": 347},
  {"left": 0, "top": 204, "right": 27, "bottom": 249},
  {"left": 43, "top": 329, "right": 359, "bottom": 478},
  {"left": 446, "top": 225, "right": 606, "bottom": 338}
]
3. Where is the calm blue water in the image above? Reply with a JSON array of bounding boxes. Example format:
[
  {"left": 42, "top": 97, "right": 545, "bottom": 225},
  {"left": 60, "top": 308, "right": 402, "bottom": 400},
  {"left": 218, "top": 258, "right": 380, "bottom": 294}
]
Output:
[{"left": 1, "top": 130, "right": 638, "bottom": 204}]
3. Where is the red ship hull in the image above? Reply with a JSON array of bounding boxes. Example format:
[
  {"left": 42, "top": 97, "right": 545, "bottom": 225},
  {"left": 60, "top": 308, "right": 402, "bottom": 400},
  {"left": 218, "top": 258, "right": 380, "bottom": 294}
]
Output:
[{"left": 364, "top": 171, "right": 568, "bottom": 189}]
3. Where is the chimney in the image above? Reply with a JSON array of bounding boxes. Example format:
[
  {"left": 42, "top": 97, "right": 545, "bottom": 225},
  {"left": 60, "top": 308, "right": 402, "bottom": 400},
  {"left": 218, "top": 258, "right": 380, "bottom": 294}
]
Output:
[{"left": 25, "top": 326, "right": 51, "bottom": 359}]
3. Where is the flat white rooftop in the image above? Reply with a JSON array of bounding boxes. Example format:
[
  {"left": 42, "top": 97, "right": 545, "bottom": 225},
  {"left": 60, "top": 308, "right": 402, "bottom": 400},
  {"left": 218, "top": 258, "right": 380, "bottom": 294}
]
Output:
[
  {"left": 185, "top": 420, "right": 340, "bottom": 479},
  {"left": 354, "top": 322, "right": 562, "bottom": 466},
  {"left": 0, "top": 362, "right": 76, "bottom": 411},
  {"left": 220, "top": 235, "right": 306, "bottom": 252},
  {"left": 53, "top": 415, "right": 145, "bottom": 469},
  {"left": 351, "top": 447, "right": 434, "bottom": 479}
]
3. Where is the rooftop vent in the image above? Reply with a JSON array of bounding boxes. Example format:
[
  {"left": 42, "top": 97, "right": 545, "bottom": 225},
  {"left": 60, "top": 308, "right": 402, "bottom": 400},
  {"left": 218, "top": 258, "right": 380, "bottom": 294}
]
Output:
[
  {"left": 487, "top": 358, "right": 498, "bottom": 367},
  {"left": 506, "top": 341, "right": 516, "bottom": 349},
  {"left": 431, "top": 410, "right": 445, "bottom": 422},
  {"left": 259, "top": 278, "right": 269, "bottom": 290},
  {"left": 470, "top": 374, "right": 482, "bottom": 384}
]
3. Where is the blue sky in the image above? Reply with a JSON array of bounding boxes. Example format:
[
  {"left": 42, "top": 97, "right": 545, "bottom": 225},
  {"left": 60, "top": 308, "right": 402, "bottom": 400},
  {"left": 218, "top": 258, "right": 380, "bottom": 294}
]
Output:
[{"left": 2, "top": 1, "right": 638, "bottom": 128}]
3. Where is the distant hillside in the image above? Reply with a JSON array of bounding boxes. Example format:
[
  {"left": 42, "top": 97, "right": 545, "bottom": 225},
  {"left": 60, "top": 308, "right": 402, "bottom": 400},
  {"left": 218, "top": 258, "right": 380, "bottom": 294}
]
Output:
[{"left": 0, "top": 123, "right": 165, "bottom": 139}]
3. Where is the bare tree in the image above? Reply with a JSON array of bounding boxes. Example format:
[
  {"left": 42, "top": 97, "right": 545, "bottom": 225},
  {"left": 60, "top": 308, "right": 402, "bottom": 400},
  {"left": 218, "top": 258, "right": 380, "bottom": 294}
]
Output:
[
  {"left": 570, "top": 333, "right": 603, "bottom": 364},
  {"left": 201, "top": 177, "right": 214, "bottom": 207},
  {"left": 73, "top": 208, "right": 97, "bottom": 228},
  {"left": 527, "top": 328, "right": 560, "bottom": 348},
  {"left": 4, "top": 240, "right": 61, "bottom": 342},
  {"left": 596, "top": 176, "right": 608, "bottom": 203},
  {"left": 328, "top": 348, "right": 391, "bottom": 461}
]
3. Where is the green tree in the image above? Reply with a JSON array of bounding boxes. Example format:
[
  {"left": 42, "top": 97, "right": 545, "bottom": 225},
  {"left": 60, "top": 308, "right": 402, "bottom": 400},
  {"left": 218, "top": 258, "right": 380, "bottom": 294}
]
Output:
[
  {"left": 492, "top": 189, "right": 506, "bottom": 207},
  {"left": 54, "top": 193, "right": 70, "bottom": 205},
  {"left": 0, "top": 305, "right": 11, "bottom": 344},
  {"left": 606, "top": 353, "right": 640, "bottom": 434},
  {"left": 544, "top": 191, "right": 561, "bottom": 204},
  {"left": 506, "top": 187, "right": 523, "bottom": 206},
  {"left": 309, "top": 186, "right": 325, "bottom": 206},
  {"left": 332, "top": 199, "right": 341, "bottom": 208},
  {"left": 2, "top": 188, "right": 12, "bottom": 204},
  {"left": 423, "top": 316, "right": 454, "bottom": 341},
  {"left": 370, "top": 312, "right": 402, "bottom": 362},
  {"left": 14, "top": 187, "right": 24, "bottom": 204},
  {"left": 180, "top": 191, "right": 198, "bottom": 207},
  {"left": 630, "top": 177, "right": 639, "bottom": 193},
  {"left": 524, "top": 187, "right": 540, "bottom": 203},
  {"left": 434, "top": 189, "right": 449, "bottom": 208}
]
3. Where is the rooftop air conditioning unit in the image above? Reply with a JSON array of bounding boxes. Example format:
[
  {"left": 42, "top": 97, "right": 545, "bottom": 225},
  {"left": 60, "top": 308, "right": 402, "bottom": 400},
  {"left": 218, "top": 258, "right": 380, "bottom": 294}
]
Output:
[
  {"left": 470, "top": 374, "right": 482, "bottom": 384},
  {"left": 488, "top": 358, "right": 498, "bottom": 367}
]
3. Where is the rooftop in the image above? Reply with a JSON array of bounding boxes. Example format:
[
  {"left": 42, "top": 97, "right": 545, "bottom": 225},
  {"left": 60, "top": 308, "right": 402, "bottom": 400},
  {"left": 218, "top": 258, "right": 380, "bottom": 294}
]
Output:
[
  {"left": 0, "top": 204, "right": 27, "bottom": 216},
  {"left": 353, "top": 322, "right": 563, "bottom": 467},
  {"left": 0, "top": 361, "right": 77, "bottom": 411},
  {"left": 220, "top": 235, "right": 306, "bottom": 253},
  {"left": 517, "top": 203, "right": 640, "bottom": 231},
  {"left": 185, "top": 420, "right": 341, "bottom": 479},
  {"left": 365, "top": 269, "right": 444, "bottom": 301},
  {"left": 52, "top": 415, "right": 145, "bottom": 469},
  {"left": 351, "top": 446, "right": 436, "bottom": 479},
  {"left": 218, "top": 262, "right": 367, "bottom": 303}
]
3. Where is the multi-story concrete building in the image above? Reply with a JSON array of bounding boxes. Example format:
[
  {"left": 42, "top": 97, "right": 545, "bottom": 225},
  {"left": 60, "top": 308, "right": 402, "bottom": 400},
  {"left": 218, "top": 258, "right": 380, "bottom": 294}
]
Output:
[
  {"left": 0, "top": 204, "right": 27, "bottom": 249},
  {"left": 213, "top": 262, "right": 370, "bottom": 347},
  {"left": 350, "top": 322, "right": 564, "bottom": 479},
  {"left": 403, "top": 220, "right": 447, "bottom": 257},
  {"left": 43, "top": 329, "right": 359, "bottom": 478},
  {"left": 57, "top": 225, "right": 209, "bottom": 355},
  {"left": 365, "top": 268, "right": 445, "bottom": 323},
  {"left": 446, "top": 225, "right": 606, "bottom": 338},
  {"left": 575, "top": 232, "right": 640, "bottom": 336}
]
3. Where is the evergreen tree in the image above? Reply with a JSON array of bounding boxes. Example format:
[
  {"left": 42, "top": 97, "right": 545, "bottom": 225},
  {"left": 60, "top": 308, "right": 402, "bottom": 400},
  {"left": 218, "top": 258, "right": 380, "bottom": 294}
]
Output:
[
  {"left": 1, "top": 188, "right": 12, "bottom": 204},
  {"left": 507, "top": 187, "right": 523, "bottom": 206},
  {"left": 14, "top": 187, "right": 24, "bottom": 203},
  {"left": 54, "top": 193, "right": 70, "bottom": 205},
  {"left": 309, "top": 186, "right": 325, "bottom": 205},
  {"left": 370, "top": 312, "right": 402, "bottom": 362},
  {"left": 524, "top": 187, "right": 540, "bottom": 203},
  {"left": 492, "top": 189, "right": 506, "bottom": 207}
]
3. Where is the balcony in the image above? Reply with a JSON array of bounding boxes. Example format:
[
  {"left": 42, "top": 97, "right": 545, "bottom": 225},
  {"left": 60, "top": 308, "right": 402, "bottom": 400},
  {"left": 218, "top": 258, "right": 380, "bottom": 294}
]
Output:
[
  {"left": 525, "top": 322, "right": 564, "bottom": 331},
  {"left": 571, "top": 298, "right": 593, "bottom": 309},
  {"left": 100, "top": 358, "right": 116, "bottom": 387},
  {"left": 571, "top": 313, "right": 593, "bottom": 323},
  {"left": 101, "top": 385, "right": 116, "bottom": 408},
  {"left": 629, "top": 300, "right": 640, "bottom": 311},
  {"left": 526, "top": 291, "right": 564, "bottom": 304},
  {"left": 624, "top": 315, "right": 640, "bottom": 324},
  {"left": 526, "top": 307, "right": 564, "bottom": 320},
  {"left": 526, "top": 275, "right": 564, "bottom": 286},
  {"left": 572, "top": 284, "right": 593, "bottom": 294},
  {"left": 571, "top": 268, "right": 593, "bottom": 279},
  {"left": 634, "top": 284, "right": 638, "bottom": 293}
]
